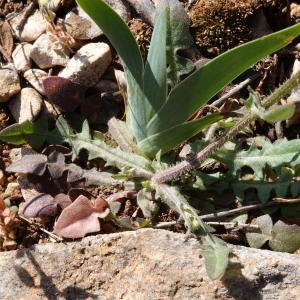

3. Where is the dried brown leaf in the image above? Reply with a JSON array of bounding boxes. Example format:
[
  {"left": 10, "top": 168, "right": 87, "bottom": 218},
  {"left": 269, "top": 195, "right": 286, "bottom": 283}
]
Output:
[
  {"left": 43, "top": 76, "right": 86, "bottom": 112},
  {"left": 53, "top": 195, "right": 109, "bottom": 238}
]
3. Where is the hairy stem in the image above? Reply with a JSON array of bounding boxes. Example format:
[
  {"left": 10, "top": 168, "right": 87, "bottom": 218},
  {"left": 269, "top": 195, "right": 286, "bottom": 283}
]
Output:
[{"left": 152, "top": 71, "right": 300, "bottom": 184}]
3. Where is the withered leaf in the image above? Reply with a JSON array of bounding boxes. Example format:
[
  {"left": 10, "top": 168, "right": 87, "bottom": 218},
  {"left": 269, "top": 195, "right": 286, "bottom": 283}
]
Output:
[
  {"left": 43, "top": 76, "right": 86, "bottom": 113},
  {"left": 20, "top": 193, "right": 57, "bottom": 217},
  {"left": 53, "top": 195, "right": 109, "bottom": 238},
  {"left": 47, "top": 151, "right": 66, "bottom": 179},
  {"left": 0, "top": 21, "right": 13, "bottom": 61},
  {"left": 6, "top": 154, "right": 48, "bottom": 176},
  {"left": 19, "top": 192, "right": 72, "bottom": 218}
]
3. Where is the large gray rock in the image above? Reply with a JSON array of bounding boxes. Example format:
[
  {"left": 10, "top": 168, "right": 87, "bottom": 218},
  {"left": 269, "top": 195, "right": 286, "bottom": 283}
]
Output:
[
  {"left": 24, "top": 69, "right": 48, "bottom": 96},
  {"left": 0, "top": 229, "right": 299, "bottom": 300}
]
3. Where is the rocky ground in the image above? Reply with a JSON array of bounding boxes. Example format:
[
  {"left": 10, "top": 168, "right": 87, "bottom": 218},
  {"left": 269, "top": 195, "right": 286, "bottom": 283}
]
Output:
[{"left": 0, "top": 0, "right": 300, "bottom": 296}]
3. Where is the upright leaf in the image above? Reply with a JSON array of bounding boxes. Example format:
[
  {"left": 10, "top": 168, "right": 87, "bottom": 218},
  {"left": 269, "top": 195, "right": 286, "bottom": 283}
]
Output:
[
  {"left": 143, "top": 6, "right": 168, "bottom": 120},
  {"left": 146, "top": 23, "right": 300, "bottom": 134},
  {"left": 162, "top": 0, "right": 195, "bottom": 87}
]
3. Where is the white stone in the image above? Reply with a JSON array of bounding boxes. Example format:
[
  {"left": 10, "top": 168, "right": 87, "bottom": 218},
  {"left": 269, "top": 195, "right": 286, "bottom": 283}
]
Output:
[
  {"left": 8, "top": 88, "right": 43, "bottom": 123},
  {"left": 59, "top": 42, "right": 112, "bottom": 87},
  {"left": 23, "top": 69, "right": 48, "bottom": 95},
  {"left": 65, "top": 10, "right": 103, "bottom": 40},
  {"left": 12, "top": 43, "right": 32, "bottom": 72},
  {"left": 9, "top": 10, "right": 47, "bottom": 43},
  {"left": 0, "top": 63, "right": 21, "bottom": 102},
  {"left": 30, "top": 33, "right": 70, "bottom": 69},
  {"left": 64, "top": 2, "right": 131, "bottom": 40}
]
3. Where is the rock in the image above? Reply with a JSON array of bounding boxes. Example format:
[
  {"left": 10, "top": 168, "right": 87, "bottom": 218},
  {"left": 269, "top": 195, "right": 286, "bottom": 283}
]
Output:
[
  {"left": 0, "top": 63, "right": 21, "bottom": 102},
  {"left": 30, "top": 33, "right": 70, "bottom": 69},
  {"left": 8, "top": 88, "right": 43, "bottom": 123},
  {"left": 9, "top": 10, "right": 47, "bottom": 43},
  {"left": 0, "top": 169, "right": 5, "bottom": 186},
  {"left": 105, "top": 0, "right": 131, "bottom": 23},
  {"left": 0, "top": 229, "right": 299, "bottom": 300},
  {"left": 41, "top": 100, "right": 60, "bottom": 119},
  {"left": 3, "top": 182, "right": 21, "bottom": 200},
  {"left": 23, "top": 69, "right": 48, "bottom": 95},
  {"left": 64, "top": 2, "right": 131, "bottom": 40},
  {"left": 59, "top": 42, "right": 112, "bottom": 87},
  {"left": 12, "top": 43, "right": 32, "bottom": 72},
  {"left": 64, "top": 10, "right": 103, "bottom": 40}
]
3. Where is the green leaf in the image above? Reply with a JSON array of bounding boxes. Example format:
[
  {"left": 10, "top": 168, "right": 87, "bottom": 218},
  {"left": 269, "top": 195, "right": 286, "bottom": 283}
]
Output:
[
  {"left": 107, "top": 117, "right": 142, "bottom": 155},
  {"left": 137, "top": 189, "right": 160, "bottom": 219},
  {"left": 246, "top": 90, "right": 295, "bottom": 123},
  {"left": 139, "top": 114, "right": 224, "bottom": 156},
  {"left": 64, "top": 120, "right": 154, "bottom": 178},
  {"left": 0, "top": 116, "right": 55, "bottom": 148},
  {"left": 146, "top": 23, "right": 300, "bottom": 134},
  {"left": 163, "top": 0, "right": 194, "bottom": 87},
  {"left": 245, "top": 214, "right": 273, "bottom": 249},
  {"left": 143, "top": 6, "right": 168, "bottom": 120},
  {"left": 269, "top": 221, "right": 300, "bottom": 253},
  {"left": 0, "top": 120, "right": 34, "bottom": 145},
  {"left": 263, "top": 104, "right": 295, "bottom": 123},
  {"left": 201, "top": 235, "right": 230, "bottom": 280},
  {"left": 216, "top": 139, "right": 300, "bottom": 179}
]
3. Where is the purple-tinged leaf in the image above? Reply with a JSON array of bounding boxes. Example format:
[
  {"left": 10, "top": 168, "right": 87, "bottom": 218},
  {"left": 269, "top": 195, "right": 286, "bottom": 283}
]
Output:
[
  {"left": 53, "top": 195, "right": 110, "bottom": 238},
  {"left": 19, "top": 192, "right": 72, "bottom": 218},
  {"left": 43, "top": 76, "right": 86, "bottom": 113},
  {"left": 53, "top": 193, "right": 72, "bottom": 210},
  {"left": 67, "top": 163, "right": 84, "bottom": 182},
  {"left": 47, "top": 151, "right": 66, "bottom": 179},
  {"left": 20, "top": 193, "right": 57, "bottom": 217},
  {"left": 6, "top": 154, "right": 47, "bottom": 175}
]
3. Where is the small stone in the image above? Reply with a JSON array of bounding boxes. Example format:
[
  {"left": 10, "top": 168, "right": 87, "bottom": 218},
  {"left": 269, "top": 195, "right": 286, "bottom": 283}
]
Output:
[
  {"left": 30, "top": 33, "right": 70, "bottom": 69},
  {"left": 8, "top": 148, "right": 22, "bottom": 163},
  {"left": 23, "top": 69, "right": 48, "bottom": 95},
  {"left": 0, "top": 63, "right": 21, "bottom": 103},
  {"left": 12, "top": 43, "right": 32, "bottom": 72},
  {"left": 64, "top": 2, "right": 131, "bottom": 40},
  {"left": 0, "top": 169, "right": 5, "bottom": 186},
  {"left": 8, "top": 88, "right": 43, "bottom": 123},
  {"left": 42, "top": 100, "right": 60, "bottom": 119},
  {"left": 4, "top": 182, "right": 21, "bottom": 200},
  {"left": 64, "top": 10, "right": 103, "bottom": 40},
  {"left": 59, "top": 42, "right": 112, "bottom": 88},
  {"left": 105, "top": 0, "right": 131, "bottom": 23},
  {"left": 9, "top": 10, "right": 47, "bottom": 43}
]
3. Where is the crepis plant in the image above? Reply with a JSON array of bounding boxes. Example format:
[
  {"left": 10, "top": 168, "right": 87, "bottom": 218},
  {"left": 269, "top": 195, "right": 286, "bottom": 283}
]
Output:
[{"left": 78, "top": 0, "right": 300, "bottom": 158}]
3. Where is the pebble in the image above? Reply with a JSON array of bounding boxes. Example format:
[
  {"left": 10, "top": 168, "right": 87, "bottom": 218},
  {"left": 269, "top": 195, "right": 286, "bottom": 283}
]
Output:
[
  {"left": 64, "top": 2, "right": 131, "bottom": 40},
  {"left": 0, "top": 169, "right": 5, "bottom": 186},
  {"left": 8, "top": 88, "right": 43, "bottom": 123},
  {"left": 0, "top": 63, "right": 21, "bottom": 103},
  {"left": 12, "top": 43, "right": 32, "bottom": 73},
  {"left": 59, "top": 42, "right": 112, "bottom": 88},
  {"left": 23, "top": 69, "right": 48, "bottom": 95},
  {"left": 4, "top": 182, "right": 21, "bottom": 200},
  {"left": 30, "top": 33, "right": 70, "bottom": 69},
  {"left": 9, "top": 10, "right": 47, "bottom": 43},
  {"left": 64, "top": 10, "right": 103, "bottom": 40}
]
